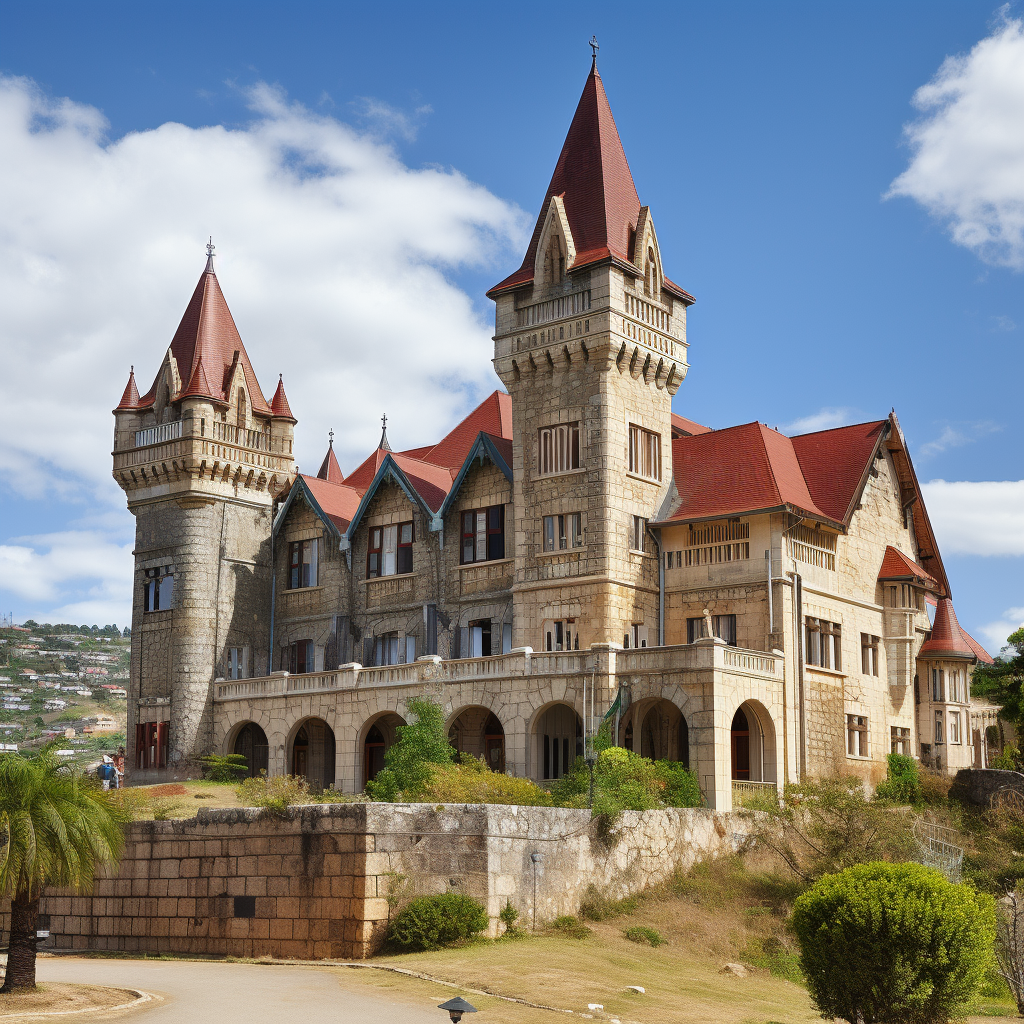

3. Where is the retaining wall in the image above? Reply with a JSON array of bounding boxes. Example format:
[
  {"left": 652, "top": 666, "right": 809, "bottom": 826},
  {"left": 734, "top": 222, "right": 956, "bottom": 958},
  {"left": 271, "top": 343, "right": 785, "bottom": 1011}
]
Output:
[{"left": 2, "top": 803, "right": 742, "bottom": 960}]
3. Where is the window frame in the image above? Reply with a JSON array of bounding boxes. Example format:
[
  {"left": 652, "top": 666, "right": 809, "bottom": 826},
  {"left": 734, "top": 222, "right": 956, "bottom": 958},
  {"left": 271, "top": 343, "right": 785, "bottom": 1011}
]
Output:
[
  {"left": 284, "top": 639, "right": 314, "bottom": 675},
  {"left": 461, "top": 505, "right": 506, "bottom": 564},
  {"left": 544, "top": 618, "right": 579, "bottom": 652},
  {"left": 846, "top": 714, "right": 868, "bottom": 758},
  {"left": 631, "top": 515, "right": 648, "bottom": 553},
  {"left": 628, "top": 423, "right": 662, "bottom": 481},
  {"left": 142, "top": 566, "right": 174, "bottom": 612},
  {"left": 367, "top": 522, "right": 414, "bottom": 578},
  {"left": 805, "top": 617, "right": 842, "bottom": 671},
  {"left": 288, "top": 539, "right": 319, "bottom": 590},
  {"left": 227, "top": 647, "right": 248, "bottom": 680},
  {"left": 687, "top": 615, "right": 737, "bottom": 646},
  {"left": 861, "top": 633, "right": 880, "bottom": 676},
  {"left": 542, "top": 512, "right": 583, "bottom": 553},
  {"left": 890, "top": 725, "right": 911, "bottom": 755},
  {"left": 538, "top": 422, "right": 581, "bottom": 476},
  {"left": 931, "top": 667, "right": 945, "bottom": 702}
]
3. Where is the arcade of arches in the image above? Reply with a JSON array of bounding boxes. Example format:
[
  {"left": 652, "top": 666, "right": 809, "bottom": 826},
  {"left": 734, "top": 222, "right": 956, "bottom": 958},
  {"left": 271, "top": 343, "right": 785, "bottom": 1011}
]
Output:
[
  {"left": 290, "top": 718, "right": 335, "bottom": 790},
  {"left": 620, "top": 700, "right": 689, "bottom": 768},
  {"left": 232, "top": 722, "right": 269, "bottom": 779},
  {"left": 363, "top": 713, "right": 405, "bottom": 787},
  {"left": 449, "top": 707, "right": 505, "bottom": 773}
]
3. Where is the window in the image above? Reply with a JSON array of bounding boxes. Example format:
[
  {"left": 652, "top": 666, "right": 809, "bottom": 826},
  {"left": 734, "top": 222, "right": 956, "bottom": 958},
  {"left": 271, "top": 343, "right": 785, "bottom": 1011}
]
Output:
[
  {"left": 538, "top": 422, "right": 580, "bottom": 475},
  {"left": 227, "top": 647, "right": 248, "bottom": 680},
  {"left": 623, "top": 624, "right": 649, "bottom": 649},
  {"left": 889, "top": 584, "right": 917, "bottom": 609},
  {"left": 142, "top": 566, "right": 174, "bottom": 612},
  {"left": 931, "top": 668, "right": 945, "bottom": 702},
  {"left": 461, "top": 506, "right": 505, "bottom": 563},
  {"left": 949, "top": 669, "right": 967, "bottom": 704},
  {"left": 861, "top": 634, "right": 880, "bottom": 676},
  {"left": 791, "top": 525, "right": 837, "bottom": 571},
  {"left": 544, "top": 619, "right": 578, "bottom": 652},
  {"left": 543, "top": 513, "right": 583, "bottom": 552},
  {"left": 934, "top": 710, "right": 944, "bottom": 745},
  {"left": 683, "top": 520, "right": 750, "bottom": 566},
  {"left": 367, "top": 523, "right": 413, "bottom": 578},
  {"left": 288, "top": 539, "right": 319, "bottom": 589},
  {"left": 405, "top": 635, "right": 417, "bottom": 663},
  {"left": 469, "top": 619, "right": 492, "bottom": 657},
  {"left": 847, "top": 715, "right": 868, "bottom": 758},
  {"left": 949, "top": 711, "right": 962, "bottom": 744},
  {"left": 134, "top": 722, "right": 168, "bottom": 770},
  {"left": 891, "top": 726, "right": 911, "bottom": 755},
  {"left": 631, "top": 515, "right": 648, "bottom": 552},
  {"left": 374, "top": 632, "right": 400, "bottom": 666},
  {"left": 687, "top": 615, "right": 737, "bottom": 646},
  {"left": 236, "top": 388, "right": 246, "bottom": 428},
  {"left": 628, "top": 424, "right": 662, "bottom": 481},
  {"left": 283, "top": 639, "right": 314, "bottom": 674},
  {"left": 805, "top": 617, "right": 842, "bottom": 671}
]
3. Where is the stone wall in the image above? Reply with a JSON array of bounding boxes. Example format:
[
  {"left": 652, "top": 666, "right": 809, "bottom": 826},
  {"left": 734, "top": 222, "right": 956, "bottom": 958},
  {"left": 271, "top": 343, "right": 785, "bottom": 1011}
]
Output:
[
  {"left": 4, "top": 803, "right": 742, "bottom": 960},
  {"left": 949, "top": 768, "right": 1024, "bottom": 807}
]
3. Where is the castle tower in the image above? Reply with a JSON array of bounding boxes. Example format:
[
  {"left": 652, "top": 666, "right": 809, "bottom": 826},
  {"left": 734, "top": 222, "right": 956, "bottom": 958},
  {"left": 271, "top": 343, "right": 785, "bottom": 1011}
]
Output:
[
  {"left": 489, "top": 57, "right": 693, "bottom": 651},
  {"left": 112, "top": 246, "right": 296, "bottom": 778}
]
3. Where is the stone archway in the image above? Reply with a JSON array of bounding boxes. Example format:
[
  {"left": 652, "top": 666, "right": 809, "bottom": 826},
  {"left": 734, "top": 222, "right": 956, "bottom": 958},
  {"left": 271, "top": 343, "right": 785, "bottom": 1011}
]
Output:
[
  {"left": 289, "top": 717, "right": 336, "bottom": 790},
  {"left": 533, "top": 703, "right": 582, "bottom": 781},
  {"left": 361, "top": 712, "right": 406, "bottom": 788},
  {"left": 730, "top": 700, "right": 777, "bottom": 783},
  {"left": 638, "top": 700, "right": 689, "bottom": 768},
  {"left": 232, "top": 721, "right": 269, "bottom": 779},
  {"left": 448, "top": 707, "right": 506, "bottom": 773}
]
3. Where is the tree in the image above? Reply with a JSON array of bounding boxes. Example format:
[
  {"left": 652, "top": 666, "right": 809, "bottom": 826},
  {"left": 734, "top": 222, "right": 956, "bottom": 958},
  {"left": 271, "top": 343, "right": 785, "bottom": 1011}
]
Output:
[
  {"left": 793, "top": 861, "right": 995, "bottom": 1024},
  {"left": 364, "top": 698, "right": 455, "bottom": 800},
  {"left": 0, "top": 748, "right": 127, "bottom": 991},
  {"left": 972, "top": 627, "right": 1024, "bottom": 729}
]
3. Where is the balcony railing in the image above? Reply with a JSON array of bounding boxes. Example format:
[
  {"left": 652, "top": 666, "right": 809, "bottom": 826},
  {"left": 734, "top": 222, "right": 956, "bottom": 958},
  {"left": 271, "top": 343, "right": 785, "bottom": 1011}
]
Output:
[
  {"left": 210, "top": 421, "right": 277, "bottom": 452},
  {"left": 732, "top": 780, "right": 779, "bottom": 808},
  {"left": 134, "top": 420, "right": 183, "bottom": 448}
]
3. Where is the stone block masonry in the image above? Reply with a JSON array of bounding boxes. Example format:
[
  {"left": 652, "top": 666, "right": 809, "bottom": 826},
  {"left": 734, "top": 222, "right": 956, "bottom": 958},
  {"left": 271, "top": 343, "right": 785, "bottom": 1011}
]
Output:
[{"left": 3, "top": 803, "right": 744, "bottom": 960}]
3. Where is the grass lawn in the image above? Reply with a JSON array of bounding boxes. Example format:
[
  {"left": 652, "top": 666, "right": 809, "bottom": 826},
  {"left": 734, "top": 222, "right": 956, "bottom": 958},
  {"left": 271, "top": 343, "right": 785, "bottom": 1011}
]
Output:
[{"left": 119, "top": 780, "right": 249, "bottom": 818}]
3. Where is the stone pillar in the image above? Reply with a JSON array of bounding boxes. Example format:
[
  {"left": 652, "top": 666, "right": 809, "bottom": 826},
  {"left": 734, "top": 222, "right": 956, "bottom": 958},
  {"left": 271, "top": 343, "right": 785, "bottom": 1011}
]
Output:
[{"left": 690, "top": 637, "right": 732, "bottom": 810}]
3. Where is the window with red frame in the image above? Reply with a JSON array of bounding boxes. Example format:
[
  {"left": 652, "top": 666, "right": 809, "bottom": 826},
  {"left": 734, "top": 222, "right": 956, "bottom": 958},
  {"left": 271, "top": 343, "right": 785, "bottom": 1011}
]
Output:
[
  {"left": 367, "top": 522, "right": 413, "bottom": 577},
  {"left": 461, "top": 506, "right": 505, "bottom": 564},
  {"left": 135, "top": 722, "right": 168, "bottom": 770}
]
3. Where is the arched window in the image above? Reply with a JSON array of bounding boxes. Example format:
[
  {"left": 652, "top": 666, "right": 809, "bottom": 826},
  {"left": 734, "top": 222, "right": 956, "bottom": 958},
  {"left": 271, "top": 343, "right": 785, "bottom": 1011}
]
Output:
[
  {"left": 646, "top": 246, "right": 658, "bottom": 298},
  {"left": 236, "top": 388, "right": 247, "bottom": 428},
  {"left": 545, "top": 234, "right": 564, "bottom": 285}
]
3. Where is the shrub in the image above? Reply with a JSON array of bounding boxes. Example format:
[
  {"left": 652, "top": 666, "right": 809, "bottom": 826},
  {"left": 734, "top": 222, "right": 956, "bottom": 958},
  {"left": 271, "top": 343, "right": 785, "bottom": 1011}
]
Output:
[
  {"left": 236, "top": 772, "right": 310, "bottom": 814},
  {"left": 991, "top": 745, "right": 1021, "bottom": 771},
  {"left": 579, "top": 884, "right": 643, "bottom": 921},
  {"left": 874, "top": 753, "right": 921, "bottom": 804},
  {"left": 793, "top": 861, "right": 995, "bottom": 1024},
  {"left": 551, "top": 915, "right": 592, "bottom": 939},
  {"left": 365, "top": 698, "right": 455, "bottom": 801},
  {"left": 623, "top": 925, "right": 665, "bottom": 946},
  {"left": 654, "top": 758, "right": 703, "bottom": 808},
  {"left": 418, "top": 757, "right": 552, "bottom": 806},
  {"left": 498, "top": 898, "right": 523, "bottom": 938},
  {"left": 386, "top": 893, "right": 489, "bottom": 952},
  {"left": 199, "top": 753, "right": 249, "bottom": 782}
]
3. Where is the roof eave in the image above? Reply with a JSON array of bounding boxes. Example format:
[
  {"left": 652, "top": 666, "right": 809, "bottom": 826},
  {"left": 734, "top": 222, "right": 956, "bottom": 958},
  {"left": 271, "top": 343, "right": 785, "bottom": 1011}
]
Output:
[
  {"left": 437, "top": 433, "right": 513, "bottom": 520},
  {"left": 273, "top": 476, "right": 344, "bottom": 544},
  {"left": 343, "top": 455, "right": 433, "bottom": 543},
  {"left": 652, "top": 502, "right": 843, "bottom": 531}
]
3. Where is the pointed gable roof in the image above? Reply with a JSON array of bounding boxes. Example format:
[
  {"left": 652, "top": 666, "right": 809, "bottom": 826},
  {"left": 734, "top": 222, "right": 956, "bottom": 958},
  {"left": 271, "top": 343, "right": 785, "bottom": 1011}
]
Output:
[
  {"left": 918, "top": 599, "right": 978, "bottom": 660},
  {"left": 317, "top": 443, "right": 344, "bottom": 484},
  {"left": 298, "top": 475, "right": 362, "bottom": 532},
  {"left": 878, "top": 545, "right": 939, "bottom": 589},
  {"left": 658, "top": 422, "right": 835, "bottom": 525},
  {"left": 424, "top": 391, "right": 513, "bottom": 471},
  {"left": 489, "top": 63, "right": 691, "bottom": 299},
  {"left": 179, "top": 355, "right": 213, "bottom": 399},
  {"left": 790, "top": 420, "right": 888, "bottom": 525},
  {"left": 671, "top": 413, "right": 711, "bottom": 438},
  {"left": 114, "top": 367, "right": 140, "bottom": 411},
  {"left": 139, "top": 257, "right": 272, "bottom": 414},
  {"left": 271, "top": 376, "right": 295, "bottom": 420}
]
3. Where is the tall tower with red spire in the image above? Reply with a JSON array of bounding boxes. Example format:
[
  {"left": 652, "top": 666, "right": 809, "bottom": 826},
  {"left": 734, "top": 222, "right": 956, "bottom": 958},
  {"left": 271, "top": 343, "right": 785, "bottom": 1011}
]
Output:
[
  {"left": 112, "top": 245, "right": 296, "bottom": 778},
  {"left": 489, "top": 55, "right": 694, "bottom": 649}
]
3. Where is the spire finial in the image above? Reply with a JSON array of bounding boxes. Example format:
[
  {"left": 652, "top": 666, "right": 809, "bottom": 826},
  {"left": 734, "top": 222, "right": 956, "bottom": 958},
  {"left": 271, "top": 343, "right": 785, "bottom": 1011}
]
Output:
[
  {"left": 207, "top": 236, "right": 215, "bottom": 258},
  {"left": 130, "top": 365, "right": 134, "bottom": 374},
  {"left": 379, "top": 413, "right": 392, "bottom": 452},
  {"left": 589, "top": 35, "right": 599, "bottom": 65},
  {"left": 205, "top": 236, "right": 216, "bottom": 273},
  {"left": 328, "top": 428, "right": 334, "bottom": 448}
]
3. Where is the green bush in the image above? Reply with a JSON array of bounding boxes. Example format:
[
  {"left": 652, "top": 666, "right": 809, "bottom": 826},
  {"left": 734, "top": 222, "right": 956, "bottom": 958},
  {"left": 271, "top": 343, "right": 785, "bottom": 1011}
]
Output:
[
  {"left": 551, "top": 915, "right": 592, "bottom": 939},
  {"left": 792, "top": 861, "right": 996, "bottom": 1024},
  {"left": 365, "top": 698, "right": 455, "bottom": 801},
  {"left": 386, "top": 893, "right": 489, "bottom": 952},
  {"left": 579, "top": 884, "right": 643, "bottom": 921},
  {"left": 874, "top": 753, "right": 921, "bottom": 804},
  {"left": 991, "top": 745, "right": 1021, "bottom": 771},
  {"left": 236, "top": 772, "right": 310, "bottom": 814},
  {"left": 199, "top": 753, "right": 249, "bottom": 782},
  {"left": 498, "top": 898, "right": 523, "bottom": 938},
  {"left": 419, "top": 757, "right": 553, "bottom": 806},
  {"left": 623, "top": 925, "right": 665, "bottom": 946}
]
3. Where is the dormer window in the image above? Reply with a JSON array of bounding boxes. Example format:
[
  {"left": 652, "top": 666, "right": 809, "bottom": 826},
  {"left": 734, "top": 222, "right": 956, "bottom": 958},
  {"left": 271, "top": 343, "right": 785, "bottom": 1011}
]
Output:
[{"left": 236, "top": 388, "right": 247, "bottom": 428}]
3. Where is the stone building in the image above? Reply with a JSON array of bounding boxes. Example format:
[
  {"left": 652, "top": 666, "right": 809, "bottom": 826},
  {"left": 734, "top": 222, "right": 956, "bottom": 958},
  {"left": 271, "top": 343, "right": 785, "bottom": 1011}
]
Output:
[{"left": 113, "top": 58, "right": 993, "bottom": 804}]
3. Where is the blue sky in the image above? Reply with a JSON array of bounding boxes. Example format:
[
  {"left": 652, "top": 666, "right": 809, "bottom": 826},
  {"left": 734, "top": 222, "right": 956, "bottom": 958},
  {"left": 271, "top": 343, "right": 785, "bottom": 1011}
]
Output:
[{"left": 1, "top": 1, "right": 1021, "bottom": 651}]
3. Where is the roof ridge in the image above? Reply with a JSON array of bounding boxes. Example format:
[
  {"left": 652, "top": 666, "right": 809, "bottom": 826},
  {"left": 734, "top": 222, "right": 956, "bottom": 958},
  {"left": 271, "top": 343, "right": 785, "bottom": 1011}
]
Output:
[{"left": 790, "top": 418, "right": 888, "bottom": 439}]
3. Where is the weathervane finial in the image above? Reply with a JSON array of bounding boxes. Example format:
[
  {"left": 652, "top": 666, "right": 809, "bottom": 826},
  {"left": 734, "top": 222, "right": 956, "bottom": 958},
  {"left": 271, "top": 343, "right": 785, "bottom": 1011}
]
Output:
[
  {"left": 379, "top": 413, "right": 392, "bottom": 452},
  {"left": 207, "top": 236, "right": 215, "bottom": 258},
  {"left": 589, "top": 35, "right": 599, "bottom": 64},
  {"left": 328, "top": 428, "right": 334, "bottom": 448}
]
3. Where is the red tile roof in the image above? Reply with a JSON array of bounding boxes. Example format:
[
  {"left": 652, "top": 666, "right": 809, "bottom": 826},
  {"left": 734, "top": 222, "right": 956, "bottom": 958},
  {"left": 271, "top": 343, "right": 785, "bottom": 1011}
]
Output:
[
  {"left": 918, "top": 599, "right": 977, "bottom": 660},
  {"left": 316, "top": 444, "right": 344, "bottom": 484},
  {"left": 299, "top": 474, "right": 362, "bottom": 532},
  {"left": 115, "top": 368, "right": 140, "bottom": 410},
  {"left": 179, "top": 355, "right": 213, "bottom": 399},
  {"left": 878, "top": 546, "right": 939, "bottom": 588},
  {"left": 138, "top": 257, "right": 272, "bottom": 415},
  {"left": 424, "top": 391, "right": 513, "bottom": 471},
  {"left": 270, "top": 376, "right": 295, "bottom": 421},
  {"left": 671, "top": 413, "right": 712, "bottom": 438},
  {"left": 790, "top": 420, "right": 887, "bottom": 525},
  {"left": 659, "top": 422, "right": 835, "bottom": 524},
  {"left": 488, "top": 64, "right": 691, "bottom": 303},
  {"left": 961, "top": 629, "right": 996, "bottom": 665},
  {"left": 389, "top": 454, "right": 453, "bottom": 513}
]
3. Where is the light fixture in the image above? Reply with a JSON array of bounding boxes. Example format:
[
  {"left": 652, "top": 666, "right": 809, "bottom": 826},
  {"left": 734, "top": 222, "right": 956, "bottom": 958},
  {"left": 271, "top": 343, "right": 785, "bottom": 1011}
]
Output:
[{"left": 437, "top": 996, "right": 478, "bottom": 1022}]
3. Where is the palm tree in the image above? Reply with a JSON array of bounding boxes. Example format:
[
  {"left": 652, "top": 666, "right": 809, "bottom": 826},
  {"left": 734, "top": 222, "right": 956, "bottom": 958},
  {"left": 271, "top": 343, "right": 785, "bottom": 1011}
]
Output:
[{"left": 0, "top": 748, "right": 127, "bottom": 992}]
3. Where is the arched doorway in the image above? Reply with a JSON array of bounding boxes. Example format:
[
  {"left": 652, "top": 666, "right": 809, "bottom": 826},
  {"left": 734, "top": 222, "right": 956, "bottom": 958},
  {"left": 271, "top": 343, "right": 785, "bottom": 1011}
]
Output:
[
  {"left": 638, "top": 701, "right": 689, "bottom": 768},
  {"left": 290, "top": 718, "right": 336, "bottom": 790},
  {"left": 232, "top": 721, "right": 269, "bottom": 779},
  {"left": 449, "top": 708, "right": 505, "bottom": 772},
  {"left": 362, "top": 712, "right": 406, "bottom": 788},
  {"left": 535, "top": 704, "right": 582, "bottom": 781},
  {"left": 731, "top": 708, "right": 750, "bottom": 780}
]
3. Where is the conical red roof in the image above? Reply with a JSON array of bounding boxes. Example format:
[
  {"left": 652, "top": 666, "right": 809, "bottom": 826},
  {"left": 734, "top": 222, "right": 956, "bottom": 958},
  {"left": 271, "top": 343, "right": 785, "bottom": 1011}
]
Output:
[
  {"left": 919, "top": 599, "right": 976, "bottom": 660},
  {"left": 490, "top": 62, "right": 641, "bottom": 294},
  {"left": 317, "top": 444, "right": 344, "bottom": 484},
  {"left": 271, "top": 375, "right": 295, "bottom": 420},
  {"left": 180, "top": 355, "right": 213, "bottom": 398},
  {"left": 138, "top": 257, "right": 272, "bottom": 414},
  {"left": 115, "top": 367, "right": 140, "bottom": 410}
]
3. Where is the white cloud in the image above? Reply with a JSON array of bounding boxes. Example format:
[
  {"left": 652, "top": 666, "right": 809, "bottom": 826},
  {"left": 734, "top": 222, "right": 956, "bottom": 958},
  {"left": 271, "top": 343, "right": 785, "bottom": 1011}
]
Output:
[
  {"left": 921, "top": 479, "right": 1024, "bottom": 555},
  {"left": 887, "top": 14, "right": 1024, "bottom": 269},
  {"left": 918, "top": 420, "right": 1001, "bottom": 458},
  {"left": 978, "top": 606, "right": 1024, "bottom": 655},
  {"left": 351, "top": 97, "right": 434, "bottom": 141},
  {"left": 0, "top": 531, "right": 134, "bottom": 626},
  {"left": 992, "top": 314, "right": 1017, "bottom": 331},
  {"left": 0, "top": 75, "right": 528, "bottom": 503},
  {"left": 783, "top": 407, "right": 858, "bottom": 435}
]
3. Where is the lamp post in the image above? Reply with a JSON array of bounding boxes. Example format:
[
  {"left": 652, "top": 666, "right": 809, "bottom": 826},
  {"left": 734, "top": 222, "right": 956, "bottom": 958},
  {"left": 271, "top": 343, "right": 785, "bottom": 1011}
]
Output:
[{"left": 438, "top": 996, "right": 478, "bottom": 1022}]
